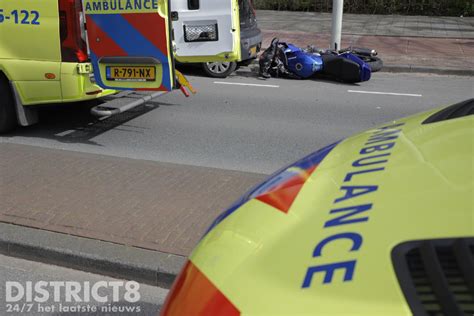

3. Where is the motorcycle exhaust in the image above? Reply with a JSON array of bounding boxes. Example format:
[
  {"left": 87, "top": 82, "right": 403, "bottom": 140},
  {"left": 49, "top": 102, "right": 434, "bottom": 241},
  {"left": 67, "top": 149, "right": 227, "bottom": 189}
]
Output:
[{"left": 350, "top": 47, "right": 378, "bottom": 57}]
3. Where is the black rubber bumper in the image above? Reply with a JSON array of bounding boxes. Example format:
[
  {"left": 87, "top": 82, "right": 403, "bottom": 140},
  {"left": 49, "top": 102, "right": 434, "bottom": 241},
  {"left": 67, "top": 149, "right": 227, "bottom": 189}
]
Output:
[{"left": 240, "top": 27, "right": 263, "bottom": 61}]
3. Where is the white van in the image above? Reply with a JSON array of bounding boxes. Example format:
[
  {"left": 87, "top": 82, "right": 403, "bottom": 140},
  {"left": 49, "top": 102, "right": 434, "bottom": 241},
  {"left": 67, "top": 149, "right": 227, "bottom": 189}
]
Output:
[{"left": 172, "top": 0, "right": 262, "bottom": 78}]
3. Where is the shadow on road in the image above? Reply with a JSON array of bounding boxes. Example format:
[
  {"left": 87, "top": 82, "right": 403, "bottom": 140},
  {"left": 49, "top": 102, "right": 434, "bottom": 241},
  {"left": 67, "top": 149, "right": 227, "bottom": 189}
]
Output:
[
  {"left": 178, "top": 62, "right": 361, "bottom": 87},
  {"left": 309, "top": 75, "right": 362, "bottom": 87},
  {"left": 176, "top": 63, "right": 207, "bottom": 78},
  {"left": 3, "top": 99, "right": 177, "bottom": 146},
  {"left": 3, "top": 65, "right": 360, "bottom": 145}
]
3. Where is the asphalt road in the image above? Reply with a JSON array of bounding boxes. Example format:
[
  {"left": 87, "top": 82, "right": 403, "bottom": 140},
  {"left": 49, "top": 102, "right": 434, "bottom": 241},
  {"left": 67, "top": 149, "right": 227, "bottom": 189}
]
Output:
[
  {"left": 0, "top": 254, "right": 168, "bottom": 316},
  {"left": 1, "top": 71, "right": 473, "bottom": 174}
]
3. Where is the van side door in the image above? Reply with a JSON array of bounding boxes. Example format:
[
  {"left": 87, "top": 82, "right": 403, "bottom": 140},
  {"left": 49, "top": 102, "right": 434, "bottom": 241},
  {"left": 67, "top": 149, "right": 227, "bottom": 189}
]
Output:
[{"left": 172, "top": 0, "right": 241, "bottom": 63}]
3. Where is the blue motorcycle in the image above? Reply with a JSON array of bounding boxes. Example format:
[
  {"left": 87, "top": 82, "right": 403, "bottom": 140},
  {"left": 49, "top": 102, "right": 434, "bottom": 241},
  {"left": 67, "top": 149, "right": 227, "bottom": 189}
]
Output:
[{"left": 259, "top": 38, "right": 378, "bottom": 83}]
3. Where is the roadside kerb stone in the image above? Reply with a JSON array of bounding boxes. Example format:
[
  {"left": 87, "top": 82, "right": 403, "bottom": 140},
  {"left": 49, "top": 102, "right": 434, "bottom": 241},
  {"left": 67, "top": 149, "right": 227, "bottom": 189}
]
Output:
[
  {"left": 383, "top": 65, "right": 474, "bottom": 76},
  {"left": 0, "top": 223, "right": 186, "bottom": 289},
  {"left": 246, "top": 59, "right": 474, "bottom": 77},
  {"left": 0, "top": 143, "right": 267, "bottom": 257}
]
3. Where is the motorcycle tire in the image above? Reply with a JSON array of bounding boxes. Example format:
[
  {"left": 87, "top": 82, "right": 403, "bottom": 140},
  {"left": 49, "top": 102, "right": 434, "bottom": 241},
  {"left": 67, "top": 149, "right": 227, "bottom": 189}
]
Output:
[{"left": 364, "top": 56, "right": 383, "bottom": 72}]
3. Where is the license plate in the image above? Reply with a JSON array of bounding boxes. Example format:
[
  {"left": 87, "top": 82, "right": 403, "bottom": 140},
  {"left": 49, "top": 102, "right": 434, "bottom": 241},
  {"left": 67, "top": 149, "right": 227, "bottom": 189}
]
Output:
[
  {"left": 106, "top": 66, "right": 156, "bottom": 82},
  {"left": 249, "top": 46, "right": 258, "bottom": 57}
]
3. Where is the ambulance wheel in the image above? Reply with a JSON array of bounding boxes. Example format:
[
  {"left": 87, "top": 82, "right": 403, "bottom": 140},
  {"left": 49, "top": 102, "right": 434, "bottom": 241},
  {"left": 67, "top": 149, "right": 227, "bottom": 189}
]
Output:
[
  {"left": 202, "top": 62, "right": 237, "bottom": 78},
  {"left": 0, "top": 75, "right": 17, "bottom": 133}
]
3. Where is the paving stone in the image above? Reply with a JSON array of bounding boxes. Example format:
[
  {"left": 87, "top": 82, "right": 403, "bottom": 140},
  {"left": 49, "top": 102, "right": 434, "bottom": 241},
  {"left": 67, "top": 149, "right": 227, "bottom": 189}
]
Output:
[
  {"left": 0, "top": 143, "right": 266, "bottom": 256},
  {"left": 257, "top": 10, "right": 474, "bottom": 39},
  {"left": 260, "top": 29, "right": 474, "bottom": 72}
]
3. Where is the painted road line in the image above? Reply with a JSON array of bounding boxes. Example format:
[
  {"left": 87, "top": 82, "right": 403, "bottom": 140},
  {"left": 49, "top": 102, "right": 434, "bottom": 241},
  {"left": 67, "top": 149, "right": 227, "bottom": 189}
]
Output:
[
  {"left": 348, "top": 90, "right": 423, "bottom": 97},
  {"left": 214, "top": 81, "right": 280, "bottom": 88},
  {"left": 55, "top": 130, "right": 76, "bottom": 137}
]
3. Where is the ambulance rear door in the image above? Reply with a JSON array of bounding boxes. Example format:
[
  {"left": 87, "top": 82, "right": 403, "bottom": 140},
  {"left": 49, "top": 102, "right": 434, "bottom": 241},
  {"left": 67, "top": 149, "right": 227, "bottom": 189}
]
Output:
[
  {"left": 172, "top": 0, "right": 241, "bottom": 63},
  {"left": 83, "top": 0, "right": 175, "bottom": 91}
]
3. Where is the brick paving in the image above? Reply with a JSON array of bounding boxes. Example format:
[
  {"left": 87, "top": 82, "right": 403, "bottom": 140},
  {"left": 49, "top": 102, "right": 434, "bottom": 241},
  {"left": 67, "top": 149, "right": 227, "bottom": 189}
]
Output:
[
  {"left": 0, "top": 143, "right": 266, "bottom": 256},
  {"left": 261, "top": 30, "right": 474, "bottom": 71},
  {"left": 257, "top": 11, "right": 474, "bottom": 39},
  {"left": 257, "top": 10, "right": 474, "bottom": 72}
]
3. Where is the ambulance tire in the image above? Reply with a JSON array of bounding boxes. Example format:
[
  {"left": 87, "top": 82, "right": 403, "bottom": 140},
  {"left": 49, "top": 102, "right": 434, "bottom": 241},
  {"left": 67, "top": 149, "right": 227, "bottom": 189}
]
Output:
[
  {"left": 0, "top": 75, "right": 17, "bottom": 133},
  {"left": 202, "top": 62, "right": 237, "bottom": 78}
]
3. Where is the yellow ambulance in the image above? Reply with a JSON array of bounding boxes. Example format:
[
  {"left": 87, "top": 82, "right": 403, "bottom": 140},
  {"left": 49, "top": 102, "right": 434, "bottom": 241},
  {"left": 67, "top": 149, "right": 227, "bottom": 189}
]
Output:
[
  {"left": 0, "top": 0, "right": 241, "bottom": 132},
  {"left": 161, "top": 99, "right": 474, "bottom": 316}
]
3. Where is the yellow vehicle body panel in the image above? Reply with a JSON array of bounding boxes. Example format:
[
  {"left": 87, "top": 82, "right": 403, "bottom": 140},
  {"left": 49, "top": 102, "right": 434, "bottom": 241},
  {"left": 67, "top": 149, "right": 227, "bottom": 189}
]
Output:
[
  {"left": 60, "top": 63, "right": 115, "bottom": 103},
  {"left": 175, "top": 51, "right": 242, "bottom": 64},
  {"left": 178, "top": 108, "right": 473, "bottom": 315},
  {"left": 0, "top": 0, "right": 113, "bottom": 106},
  {"left": 0, "top": 1, "right": 60, "bottom": 61}
]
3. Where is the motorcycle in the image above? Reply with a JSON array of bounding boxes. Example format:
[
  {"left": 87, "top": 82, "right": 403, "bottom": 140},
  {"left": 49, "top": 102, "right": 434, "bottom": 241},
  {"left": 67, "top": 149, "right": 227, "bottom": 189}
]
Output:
[{"left": 259, "top": 38, "right": 382, "bottom": 83}]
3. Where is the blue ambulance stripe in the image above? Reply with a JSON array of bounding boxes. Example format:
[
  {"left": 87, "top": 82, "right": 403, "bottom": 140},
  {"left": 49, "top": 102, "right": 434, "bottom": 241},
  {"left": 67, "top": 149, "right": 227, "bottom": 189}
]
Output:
[{"left": 88, "top": 14, "right": 171, "bottom": 91}]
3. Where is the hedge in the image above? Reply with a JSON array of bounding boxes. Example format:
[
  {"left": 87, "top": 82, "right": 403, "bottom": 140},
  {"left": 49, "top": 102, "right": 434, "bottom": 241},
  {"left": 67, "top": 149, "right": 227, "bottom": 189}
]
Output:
[{"left": 253, "top": 0, "right": 473, "bottom": 16}]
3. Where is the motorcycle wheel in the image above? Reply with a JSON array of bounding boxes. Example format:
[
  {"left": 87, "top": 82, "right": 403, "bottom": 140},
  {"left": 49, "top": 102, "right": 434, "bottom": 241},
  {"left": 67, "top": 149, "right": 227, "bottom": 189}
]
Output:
[{"left": 364, "top": 56, "right": 383, "bottom": 72}]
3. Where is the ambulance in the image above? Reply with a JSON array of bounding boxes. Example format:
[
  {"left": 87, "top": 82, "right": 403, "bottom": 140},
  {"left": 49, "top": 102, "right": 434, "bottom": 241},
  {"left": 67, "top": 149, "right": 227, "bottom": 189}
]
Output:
[
  {"left": 160, "top": 99, "right": 474, "bottom": 316},
  {"left": 0, "top": 0, "right": 241, "bottom": 132}
]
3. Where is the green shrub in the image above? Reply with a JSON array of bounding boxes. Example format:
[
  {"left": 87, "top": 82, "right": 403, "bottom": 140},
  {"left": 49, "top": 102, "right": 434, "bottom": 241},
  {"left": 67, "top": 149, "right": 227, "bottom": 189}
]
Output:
[{"left": 253, "top": 0, "right": 473, "bottom": 16}]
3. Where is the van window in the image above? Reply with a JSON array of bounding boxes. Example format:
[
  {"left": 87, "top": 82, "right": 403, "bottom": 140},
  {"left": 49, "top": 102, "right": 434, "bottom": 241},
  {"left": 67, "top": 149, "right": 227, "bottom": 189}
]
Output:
[{"left": 188, "top": 0, "right": 199, "bottom": 10}]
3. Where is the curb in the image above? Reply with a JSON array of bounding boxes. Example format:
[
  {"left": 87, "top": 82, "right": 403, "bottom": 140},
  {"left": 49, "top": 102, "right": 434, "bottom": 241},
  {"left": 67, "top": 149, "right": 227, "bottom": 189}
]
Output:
[
  {"left": 0, "top": 223, "right": 186, "bottom": 289},
  {"left": 247, "top": 59, "right": 473, "bottom": 76},
  {"left": 381, "top": 65, "right": 474, "bottom": 76}
]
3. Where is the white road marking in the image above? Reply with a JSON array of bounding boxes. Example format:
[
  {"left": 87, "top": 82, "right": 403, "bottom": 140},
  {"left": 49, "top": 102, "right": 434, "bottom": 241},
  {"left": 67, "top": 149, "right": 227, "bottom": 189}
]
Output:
[
  {"left": 214, "top": 81, "right": 280, "bottom": 88},
  {"left": 348, "top": 90, "right": 423, "bottom": 97},
  {"left": 55, "top": 130, "right": 75, "bottom": 137}
]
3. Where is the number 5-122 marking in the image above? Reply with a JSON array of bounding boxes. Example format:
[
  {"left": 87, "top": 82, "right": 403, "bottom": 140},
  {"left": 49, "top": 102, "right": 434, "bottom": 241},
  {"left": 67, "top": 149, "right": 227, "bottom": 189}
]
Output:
[{"left": 0, "top": 9, "right": 40, "bottom": 25}]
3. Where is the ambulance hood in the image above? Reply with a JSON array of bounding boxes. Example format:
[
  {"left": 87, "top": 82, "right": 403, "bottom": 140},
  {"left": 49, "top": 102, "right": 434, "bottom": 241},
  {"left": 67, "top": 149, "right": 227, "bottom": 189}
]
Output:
[{"left": 171, "top": 104, "right": 474, "bottom": 315}]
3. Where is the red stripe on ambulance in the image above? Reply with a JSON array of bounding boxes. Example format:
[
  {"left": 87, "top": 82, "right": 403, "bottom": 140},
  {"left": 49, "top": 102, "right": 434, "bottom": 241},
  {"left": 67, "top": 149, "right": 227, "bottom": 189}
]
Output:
[
  {"left": 121, "top": 13, "right": 169, "bottom": 56},
  {"left": 86, "top": 16, "right": 128, "bottom": 57}
]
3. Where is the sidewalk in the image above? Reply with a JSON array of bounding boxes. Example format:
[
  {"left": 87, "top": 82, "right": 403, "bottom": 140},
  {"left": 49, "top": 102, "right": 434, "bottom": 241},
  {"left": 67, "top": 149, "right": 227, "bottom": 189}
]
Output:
[
  {"left": 0, "top": 143, "right": 266, "bottom": 284},
  {"left": 256, "top": 10, "right": 474, "bottom": 74}
]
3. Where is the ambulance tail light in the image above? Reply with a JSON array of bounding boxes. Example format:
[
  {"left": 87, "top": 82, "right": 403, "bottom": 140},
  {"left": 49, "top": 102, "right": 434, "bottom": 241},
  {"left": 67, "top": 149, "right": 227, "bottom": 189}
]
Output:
[{"left": 59, "top": 0, "right": 88, "bottom": 63}]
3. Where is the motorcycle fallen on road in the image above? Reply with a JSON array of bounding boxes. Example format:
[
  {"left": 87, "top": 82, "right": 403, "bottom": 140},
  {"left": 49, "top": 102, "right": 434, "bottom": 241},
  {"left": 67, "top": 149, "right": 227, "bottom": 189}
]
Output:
[
  {"left": 313, "top": 46, "right": 384, "bottom": 73},
  {"left": 259, "top": 38, "right": 383, "bottom": 83}
]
